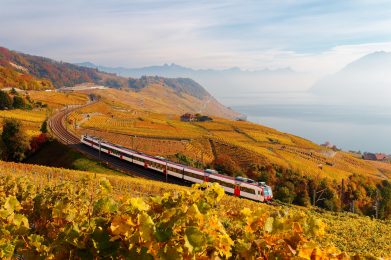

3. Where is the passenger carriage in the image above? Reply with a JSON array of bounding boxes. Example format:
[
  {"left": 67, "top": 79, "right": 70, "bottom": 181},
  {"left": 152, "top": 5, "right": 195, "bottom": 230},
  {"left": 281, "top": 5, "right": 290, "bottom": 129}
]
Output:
[{"left": 81, "top": 134, "right": 273, "bottom": 202}]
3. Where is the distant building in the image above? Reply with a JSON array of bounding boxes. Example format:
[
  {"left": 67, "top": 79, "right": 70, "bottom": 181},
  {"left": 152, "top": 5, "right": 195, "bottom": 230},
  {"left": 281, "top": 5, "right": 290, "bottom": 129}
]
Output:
[
  {"left": 321, "top": 141, "right": 337, "bottom": 150},
  {"left": 236, "top": 115, "right": 247, "bottom": 121},
  {"left": 180, "top": 113, "right": 213, "bottom": 122},
  {"left": 180, "top": 113, "right": 196, "bottom": 122},
  {"left": 376, "top": 153, "right": 388, "bottom": 161},
  {"left": 363, "top": 153, "right": 376, "bottom": 160},
  {"left": 363, "top": 152, "right": 388, "bottom": 161},
  {"left": 197, "top": 115, "right": 213, "bottom": 122}
]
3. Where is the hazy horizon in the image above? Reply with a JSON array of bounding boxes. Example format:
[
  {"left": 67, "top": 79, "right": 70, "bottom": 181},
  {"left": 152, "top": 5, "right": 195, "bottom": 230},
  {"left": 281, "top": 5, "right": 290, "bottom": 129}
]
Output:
[{"left": 2, "top": 1, "right": 391, "bottom": 81}]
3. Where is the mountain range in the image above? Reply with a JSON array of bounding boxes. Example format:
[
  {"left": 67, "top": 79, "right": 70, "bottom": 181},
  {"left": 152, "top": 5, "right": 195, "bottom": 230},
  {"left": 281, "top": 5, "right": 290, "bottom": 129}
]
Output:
[
  {"left": 311, "top": 51, "right": 391, "bottom": 104},
  {"left": 0, "top": 46, "right": 239, "bottom": 118},
  {"left": 77, "top": 62, "right": 313, "bottom": 96}
]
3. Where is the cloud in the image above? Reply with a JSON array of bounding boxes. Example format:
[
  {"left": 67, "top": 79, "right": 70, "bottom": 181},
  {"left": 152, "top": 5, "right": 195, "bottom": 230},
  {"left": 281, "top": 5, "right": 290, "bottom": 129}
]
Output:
[{"left": 1, "top": 0, "right": 391, "bottom": 81}]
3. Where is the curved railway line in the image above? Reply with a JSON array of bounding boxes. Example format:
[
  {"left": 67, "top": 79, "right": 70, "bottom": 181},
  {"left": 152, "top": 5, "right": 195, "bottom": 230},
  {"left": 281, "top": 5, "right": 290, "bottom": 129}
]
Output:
[
  {"left": 48, "top": 101, "right": 274, "bottom": 202},
  {"left": 48, "top": 101, "right": 186, "bottom": 185}
]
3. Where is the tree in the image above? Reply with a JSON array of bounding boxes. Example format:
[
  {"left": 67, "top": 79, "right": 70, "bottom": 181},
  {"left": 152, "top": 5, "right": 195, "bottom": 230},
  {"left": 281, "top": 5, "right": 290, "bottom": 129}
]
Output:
[
  {"left": 0, "top": 90, "right": 12, "bottom": 110},
  {"left": 40, "top": 120, "right": 48, "bottom": 133},
  {"left": 275, "top": 186, "right": 295, "bottom": 204},
  {"left": 12, "top": 96, "right": 26, "bottom": 109},
  {"left": 1, "top": 118, "right": 31, "bottom": 161},
  {"left": 9, "top": 87, "right": 17, "bottom": 95},
  {"left": 379, "top": 180, "right": 391, "bottom": 219}
]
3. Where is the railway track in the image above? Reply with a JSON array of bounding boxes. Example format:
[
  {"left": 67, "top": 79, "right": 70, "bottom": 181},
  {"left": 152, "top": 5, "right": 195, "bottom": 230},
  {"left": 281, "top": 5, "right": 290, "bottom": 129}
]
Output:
[
  {"left": 48, "top": 101, "right": 274, "bottom": 203},
  {"left": 48, "top": 102, "right": 186, "bottom": 185}
]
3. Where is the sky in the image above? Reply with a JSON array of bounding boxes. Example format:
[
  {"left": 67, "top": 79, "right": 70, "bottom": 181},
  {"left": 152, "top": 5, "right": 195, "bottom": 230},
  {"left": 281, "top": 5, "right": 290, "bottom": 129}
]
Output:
[{"left": 1, "top": 0, "right": 391, "bottom": 77}]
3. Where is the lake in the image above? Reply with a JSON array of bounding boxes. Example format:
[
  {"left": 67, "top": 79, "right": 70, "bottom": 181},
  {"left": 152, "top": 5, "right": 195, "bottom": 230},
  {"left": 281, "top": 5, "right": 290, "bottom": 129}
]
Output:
[{"left": 221, "top": 92, "right": 391, "bottom": 154}]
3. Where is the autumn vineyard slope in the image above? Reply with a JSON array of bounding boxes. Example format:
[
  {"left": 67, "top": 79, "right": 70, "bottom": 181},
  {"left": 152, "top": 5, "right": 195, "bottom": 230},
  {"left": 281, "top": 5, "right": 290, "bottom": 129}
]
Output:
[
  {"left": 0, "top": 160, "right": 390, "bottom": 258},
  {"left": 53, "top": 90, "right": 391, "bottom": 219}
]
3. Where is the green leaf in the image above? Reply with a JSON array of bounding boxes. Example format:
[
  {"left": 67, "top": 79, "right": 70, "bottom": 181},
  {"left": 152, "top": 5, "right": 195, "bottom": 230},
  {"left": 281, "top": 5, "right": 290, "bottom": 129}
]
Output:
[
  {"left": 12, "top": 213, "right": 29, "bottom": 228},
  {"left": 130, "top": 197, "right": 150, "bottom": 211},
  {"left": 264, "top": 217, "right": 274, "bottom": 233},
  {"left": 3, "top": 196, "right": 21, "bottom": 212},
  {"left": 99, "top": 178, "right": 113, "bottom": 194},
  {"left": 0, "top": 241, "right": 15, "bottom": 258},
  {"left": 128, "top": 246, "right": 154, "bottom": 260},
  {"left": 91, "top": 225, "right": 120, "bottom": 257},
  {"left": 138, "top": 212, "right": 155, "bottom": 241},
  {"left": 155, "top": 223, "right": 172, "bottom": 242},
  {"left": 94, "top": 197, "right": 118, "bottom": 215},
  {"left": 184, "top": 226, "right": 206, "bottom": 253}
]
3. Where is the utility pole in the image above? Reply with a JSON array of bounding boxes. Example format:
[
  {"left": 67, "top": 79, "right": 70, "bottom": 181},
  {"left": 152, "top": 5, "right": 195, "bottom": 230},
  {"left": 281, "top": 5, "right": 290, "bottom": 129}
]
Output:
[
  {"left": 375, "top": 190, "right": 379, "bottom": 219},
  {"left": 201, "top": 150, "right": 204, "bottom": 166},
  {"left": 65, "top": 111, "right": 68, "bottom": 145},
  {"left": 165, "top": 161, "right": 168, "bottom": 183},
  {"left": 341, "top": 179, "right": 345, "bottom": 211},
  {"left": 99, "top": 139, "right": 101, "bottom": 161},
  {"left": 132, "top": 135, "right": 136, "bottom": 150}
]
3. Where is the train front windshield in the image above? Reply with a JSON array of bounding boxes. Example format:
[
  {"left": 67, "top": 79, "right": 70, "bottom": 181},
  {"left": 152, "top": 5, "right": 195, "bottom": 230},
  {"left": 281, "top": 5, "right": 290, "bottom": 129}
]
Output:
[{"left": 263, "top": 186, "right": 273, "bottom": 197}]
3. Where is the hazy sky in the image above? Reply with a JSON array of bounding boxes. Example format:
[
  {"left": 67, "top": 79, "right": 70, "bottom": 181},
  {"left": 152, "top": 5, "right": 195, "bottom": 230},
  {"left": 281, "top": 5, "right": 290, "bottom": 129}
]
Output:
[{"left": 1, "top": 0, "right": 391, "bottom": 76}]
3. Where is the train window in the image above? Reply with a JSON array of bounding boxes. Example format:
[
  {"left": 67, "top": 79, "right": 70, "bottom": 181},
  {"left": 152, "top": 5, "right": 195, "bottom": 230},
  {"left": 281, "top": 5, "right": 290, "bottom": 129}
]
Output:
[
  {"left": 241, "top": 186, "right": 256, "bottom": 194},
  {"left": 194, "top": 172, "right": 204, "bottom": 180},
  {"left": 169, "top": 167, "right": 181, "bottom": 173},
  {"left": 224, "top": 182, "right": 235, "bottom": 189},
  {"left": 184, "top": 171, "right": 201, "bottom": 180}
]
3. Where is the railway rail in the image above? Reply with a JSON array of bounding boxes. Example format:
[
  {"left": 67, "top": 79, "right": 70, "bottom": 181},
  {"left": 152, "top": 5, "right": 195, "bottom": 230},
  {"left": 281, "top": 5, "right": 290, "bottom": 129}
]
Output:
[
  {"left": 48, "top": 101, "right": 185, "bottom": 185},
  {"left": 48, "top": 100, "right": 273, "bottom": 202}
]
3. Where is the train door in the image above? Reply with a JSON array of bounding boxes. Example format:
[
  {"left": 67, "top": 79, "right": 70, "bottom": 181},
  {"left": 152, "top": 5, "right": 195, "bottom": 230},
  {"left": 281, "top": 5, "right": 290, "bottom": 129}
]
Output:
[
  {"left": 234, "top": 185, "right": 240, "bottom": 196},
  {"left": 204, "top": 174, "right": 209, "bottom": 183},
  {"left": 144, "top": 160, "right": 148, "bottom": 168},
  {"left": 258, "top": 189, "right": 264, "bottom": 202}
]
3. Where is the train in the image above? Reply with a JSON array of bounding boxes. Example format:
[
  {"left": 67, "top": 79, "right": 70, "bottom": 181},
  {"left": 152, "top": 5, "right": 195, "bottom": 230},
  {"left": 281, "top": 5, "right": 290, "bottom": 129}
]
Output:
[{"left": 81, "top": 134, "right": 273, "bottom": 202}]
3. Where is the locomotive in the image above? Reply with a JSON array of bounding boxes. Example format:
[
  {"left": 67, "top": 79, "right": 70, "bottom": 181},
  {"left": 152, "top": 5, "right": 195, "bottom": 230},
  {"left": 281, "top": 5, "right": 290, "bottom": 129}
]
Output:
[{"left": 81, "top": 134, "right": 273, "bottom": 202}]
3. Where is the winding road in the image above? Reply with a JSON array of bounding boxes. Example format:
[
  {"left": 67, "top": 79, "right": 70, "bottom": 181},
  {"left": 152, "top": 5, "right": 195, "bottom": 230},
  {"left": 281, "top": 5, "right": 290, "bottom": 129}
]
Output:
[{"left": 48, "top": 102, "right": 186, "bottom": 185}]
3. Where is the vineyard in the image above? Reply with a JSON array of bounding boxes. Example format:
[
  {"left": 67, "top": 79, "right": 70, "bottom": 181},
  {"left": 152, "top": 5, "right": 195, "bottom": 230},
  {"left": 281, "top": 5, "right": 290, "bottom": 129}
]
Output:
[
  {"left": 0, "top": 91, "right": 89, "bottom": 137},
  {"left": 0, "top": 160, "right": 390, "bottom": 258},
  {"left": 68, "top": 98, "right": 391, "bottom": 183},
  {"left": 0, "top": 109, "right": 46, "bottom": 137},
  {"left": 28, "top": 91, "right": 89, "bottom": 109}
]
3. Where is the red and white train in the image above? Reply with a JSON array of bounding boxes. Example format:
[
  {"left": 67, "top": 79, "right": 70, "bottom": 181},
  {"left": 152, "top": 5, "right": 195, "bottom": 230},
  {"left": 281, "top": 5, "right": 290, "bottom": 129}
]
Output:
[{"left": 81, "top": 134, "right": 273, "bottom": 202}]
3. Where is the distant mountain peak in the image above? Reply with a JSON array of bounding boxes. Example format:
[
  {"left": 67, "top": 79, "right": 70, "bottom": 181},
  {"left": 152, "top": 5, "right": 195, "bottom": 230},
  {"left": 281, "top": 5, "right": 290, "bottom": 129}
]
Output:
[
  {"left": 78, "top": 61, "right": 97, "bottom": 67},
  {"left": 311, "top": 50, "right": 391, "bottom": 100},
  {"left": 342, "top": 51, "right": 391, "bottom": 72}
]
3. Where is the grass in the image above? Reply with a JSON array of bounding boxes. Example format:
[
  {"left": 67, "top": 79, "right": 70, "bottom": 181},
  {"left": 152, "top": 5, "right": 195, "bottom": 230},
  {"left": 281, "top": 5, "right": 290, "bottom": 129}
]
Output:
[{"left": 25, "top": 139, "right": 125, "bottom": 176}]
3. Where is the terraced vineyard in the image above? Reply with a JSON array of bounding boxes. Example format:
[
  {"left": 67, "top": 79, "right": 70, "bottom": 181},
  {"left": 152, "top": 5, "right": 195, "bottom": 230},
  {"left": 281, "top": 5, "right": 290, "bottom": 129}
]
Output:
[
  {"left": 0, "top": 109, "right": 46, "bottom": 137},
  {"left": 0, "top": 160, "right": 389, "bottom": 258},
  {"left": 69, "top": 98, "right": 391, "bottom": 183},
  {"left": 0, "top": 91, "right": 89, "bottom": 137},
  {"left": 29, "top": 91, "right": 88, "bottom": 109}
]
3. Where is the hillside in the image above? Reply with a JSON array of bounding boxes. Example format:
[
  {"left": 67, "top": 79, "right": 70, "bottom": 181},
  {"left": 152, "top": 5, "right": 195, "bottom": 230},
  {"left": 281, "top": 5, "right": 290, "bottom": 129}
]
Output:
[
  {"left": 0, "top": 160, "right": 389, "bottom": 258},
  {"left": 311, "top": 51, "right": 391, "bottom": 104},
  {"left": 0, "top": 46, "right": 124, "bottom": 89},
  {"left": 0, "top": 46, "right": 239, "bottom": 119},
  {"left": 67, "top": 95, "right": 391, "bottom": 217},
  {"left": 81, "top": 86, "right": 240, "bottom": 119}
]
